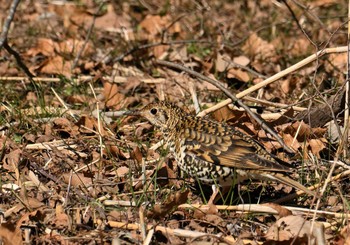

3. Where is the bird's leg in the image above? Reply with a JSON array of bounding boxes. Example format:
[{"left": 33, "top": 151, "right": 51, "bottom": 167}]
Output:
[{"left": 208, "top": 184, "right": 220, "bottom": 205}]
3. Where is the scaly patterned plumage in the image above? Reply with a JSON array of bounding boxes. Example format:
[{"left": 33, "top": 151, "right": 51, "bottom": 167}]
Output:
[{"left": 136, "top": 101, "right": 315, "bottom": 196}]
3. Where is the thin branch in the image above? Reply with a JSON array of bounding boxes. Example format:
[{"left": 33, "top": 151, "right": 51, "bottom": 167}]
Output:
[
  {"left": 71, "top": 1, "right": 106, "bottom": 70},
  {"left": 198, "top": 46, "right": 348, "bottom": 117},
  {"left": 281, "top": 0, "right": 316, "bottom": 47},
  {"left": 3, "top": 40, "right": 35, "bottom": 78},
  {"left": 0, "top": 0, "right": 20, "bottom": 48}
]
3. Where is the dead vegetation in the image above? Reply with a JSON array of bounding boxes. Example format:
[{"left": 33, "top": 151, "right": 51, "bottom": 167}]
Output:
[{"left": 0, "top": 0, "right": 349, "bottom": 244}]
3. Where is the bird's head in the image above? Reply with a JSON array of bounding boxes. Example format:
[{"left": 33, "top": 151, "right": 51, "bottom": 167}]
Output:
[{"left": 136, "top": 101, "right": 184, "bottom": 130}]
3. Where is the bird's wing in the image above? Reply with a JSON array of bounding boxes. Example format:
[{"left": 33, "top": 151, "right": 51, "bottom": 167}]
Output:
[{"left": 182, "top": 129, "right": 290, "bottom": 172}]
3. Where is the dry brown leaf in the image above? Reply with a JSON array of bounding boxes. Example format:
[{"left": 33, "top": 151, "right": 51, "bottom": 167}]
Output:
[
  {"left": 77, "top": 115, "right": 96, "bottom": 133},
  {"left": 95, "top": 4, "right": 131, "bottom": 31},
  {"left": 282, "top": 133, "right": 301, "bottom": 151},
  {"left": 146, "top": 190, "right": 189, "bottom": 219},
  {"left": 289, "top": 39, "right": 311, "bottom": 56},
  {"left": 26, "top": 38, "right": 57, "bottom": 57},
  {"left": 227, "top": 68, "right": 250, "bottom": 82},
  {"left": 23, "top": 133, "right": 36, "bottom": 143},
  {"left": 103, "top": 81, "right": 125, "bottom": 110},
  {"left": 116, "top": 166, "right": 129, "bottom": 177},
  {"left": 211, "top": 106, "right": 244, "bottom": 123},
  {"left": 309, "top": 0, "right": 338, "bottom": 7},
  {"left": 308, "top": 139, "right": 326, "bottom": 157},
  {"left": 152, "top": 162, "right": 173, "bottom": 187},
  {"left": 265, "top": 215, "right": 312, "bottom": 241},
  {"left": 0, "top": 222, "right": 23, "bottom": 245},
  {"left": 326, "top": 53, "right": 347, "bottom": 72},
  {"left": 26, "top": 197, "right": 45, "bottom": 209},
  {"left": 233, "top": 55, "right": 250, "bottom": 66},
  {"left": 280, "top": 79, "right": 290, "bottom": 94},
  {"left": 40, "top": 56, "right": 71, "bottom": 76},
  {"left": 53, "top": 118, "right": 72, "bottom": 128},
  {"left": 58, "top": 39, "right": 93, "bottom": 57},
  {"left": 269, "top": 108, "right": 295, "bottom": 126},
  {"left": 105, "top": 145, "right": 129, "bottom": 159},
  {"left": 66, "top": 94, "right": 90, "bottom": 104},
  {"left": 263, "top": 203, "right": 292, "bottom": 218},
  {"left": 154, "top": 44, "right": 169, "bottom": 59},
  {"left": 216, "top": 53, "right": 231, "bottom": 72},
  {"left": 205, "top": 214, "right": 223, "bottom": 226},
  {"left": 52, "top": 205, "right": 69, "bottom": 229},
  {"left": 3, "top": 148, "right": 22, "bottom": 171},
  {"left": 242, "top": 33, "right": 276, "bottom": 61},
  {"left": 140, "top": 15, "right": 169, "bottom": 36},
  {"left": 62, "top": 172, "right": 92, "bottom": 186},
  {"left": 130, "top": 146, "right": 143, "bottom": 164},
  {"left": 168, "top": 45, "right": 187, "bottom": 61}
]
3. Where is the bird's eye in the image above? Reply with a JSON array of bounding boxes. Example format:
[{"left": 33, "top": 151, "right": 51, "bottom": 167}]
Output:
[{"left": 150, "top": 108, "right": 158, "bottom": 115}]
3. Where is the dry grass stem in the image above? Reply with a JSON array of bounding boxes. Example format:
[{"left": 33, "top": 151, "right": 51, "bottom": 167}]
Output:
[{"left": 198, "top": 46, "right": 348, "bottom": 117}]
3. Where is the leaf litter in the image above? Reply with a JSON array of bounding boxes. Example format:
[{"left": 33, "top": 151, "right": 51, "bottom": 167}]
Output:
[{"left": 0, "top": 0, "right": 349, "bottom": 244}]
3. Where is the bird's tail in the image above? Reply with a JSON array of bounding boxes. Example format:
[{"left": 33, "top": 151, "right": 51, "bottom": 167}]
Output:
[{"left": 263, "top": 172, "right": 316, "bottom": 196}]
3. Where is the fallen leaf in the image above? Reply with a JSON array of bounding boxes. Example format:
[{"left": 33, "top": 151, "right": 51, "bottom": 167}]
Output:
[
  {"left": 146, "top": 190, "right": 189, "bottom": 219},
  {"left": 116, "top": 166, "right": 129, "bottom": 177},
  {"left": 130, "top": 146, "right": 143, "bottom": 164},
  {"left": 140, "top": 15, "right": 169, "bottom": 36},
  {"left": 39, "top": 56, "right": 71, "bottom": 76},
  {"left": 95, "top": 4, "right": 131, "bottom": 31},
  {"left": 233, "top": 55, "right": 250, "bottom": 66},
  {"left": 103, "top": 81, "right": 125, "bottom": 110},
  {"left": 265, "top": 215, "right": 312, "bottom": 241},
  {"left": 263, "top": 203, "right": 292, "bottom": 218},
  {"left": 308, "top": 138, "right": 326, "bottom": 157},
  {"left": 216, "top": 53, "right": 231, "bottom": 72},
  {"left": 227, "top": 68, "right": 250, "bottom": 82},
  {"left": 242, "top": 33, "right": 276, "bottom": 61},
  {"left": 58, "top": 39, "right": 93, "bottom": 57},
  {"left": 26, "top": 38, "right": 56, "bottom": 57}
]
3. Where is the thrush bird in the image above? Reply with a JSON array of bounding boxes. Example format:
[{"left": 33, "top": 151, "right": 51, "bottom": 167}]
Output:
[{"left": 135, "top": 101, "right": 315, "bottom": 196}]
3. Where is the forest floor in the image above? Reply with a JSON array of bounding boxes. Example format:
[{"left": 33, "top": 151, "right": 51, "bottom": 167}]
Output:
[{"left": 0, "top": 0, "right": 349, "bottom": 244}]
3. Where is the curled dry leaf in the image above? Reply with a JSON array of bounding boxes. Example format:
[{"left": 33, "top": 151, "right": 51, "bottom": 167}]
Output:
[
  {"left": 53, "top": 117, "right": 79, "bottom": 138},
  {"left": 308, "top": 138, "right": 326, "bottom": 157},
  {"left": 130, "top": 146, "right": 143, "bottom": 164},
  {"left": 58, "top": 39, "right": 93, "bottom": 57},
  {"left": 284, "top": 121, "right": 327, "bottom": 140},
  {"left": 3, "top": 149, "right": 22, "bottom": 172},
  {"left": 227, "top": 68, "right": 250, "bottom": 82},
  {"left": 105, "top": 145, "right": 129, "bottom": 160},
  {"left": 153, "top": 162, "right": 177, "bottom": 187},
  {"left": 146, "top": 190, "right": 189, "bottom": 219},
  {"left": 263, "top": 203, "right": 292, "bottom": 218}
]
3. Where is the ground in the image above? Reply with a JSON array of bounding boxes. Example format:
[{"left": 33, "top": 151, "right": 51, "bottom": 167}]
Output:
[{"left": 0, "top": 0, "right": 349, "bottom": 244}]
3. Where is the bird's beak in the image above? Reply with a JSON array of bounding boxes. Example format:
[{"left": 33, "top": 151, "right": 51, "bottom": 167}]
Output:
[{"left": 123, "top": 110, "right": 141, "bottom": 116}]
